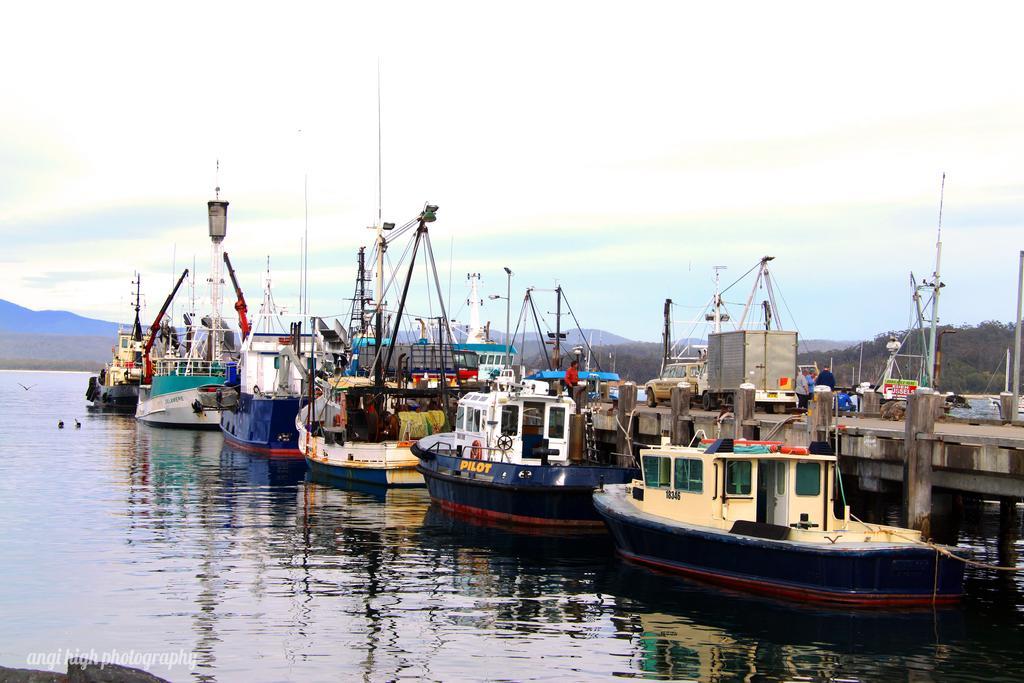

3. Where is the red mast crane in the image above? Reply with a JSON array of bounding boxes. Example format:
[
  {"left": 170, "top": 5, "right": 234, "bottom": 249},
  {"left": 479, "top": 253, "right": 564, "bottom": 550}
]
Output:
[
  {"left": 143, "top": 269, "right": 189, "bottom": 384},
  {"left": 223, "top": 252, "right": 250, "bottom": 340}
]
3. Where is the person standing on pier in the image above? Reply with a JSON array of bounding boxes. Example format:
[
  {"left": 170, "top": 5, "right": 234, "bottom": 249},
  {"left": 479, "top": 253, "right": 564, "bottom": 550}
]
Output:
[
  {"left": 817, "top": 366, "right": 836, "bottom": 390},
  {"left": 796, "top": 369, "right": 810, "bottom": 409}
]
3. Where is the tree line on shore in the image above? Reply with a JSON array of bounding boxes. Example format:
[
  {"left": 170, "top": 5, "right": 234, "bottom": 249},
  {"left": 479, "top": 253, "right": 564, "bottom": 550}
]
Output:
[{"left": 532, "top": 320, "right": 1020, "bottom": 395}]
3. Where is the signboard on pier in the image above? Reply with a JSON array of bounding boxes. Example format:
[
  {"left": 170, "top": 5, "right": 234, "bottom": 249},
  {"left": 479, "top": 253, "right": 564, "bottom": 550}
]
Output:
[{"left": 881, "top": 378, "right": 919, "bottom": 400}]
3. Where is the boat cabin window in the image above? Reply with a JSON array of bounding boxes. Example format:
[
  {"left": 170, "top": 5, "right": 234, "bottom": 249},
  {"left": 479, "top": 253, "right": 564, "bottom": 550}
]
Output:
[
  {"left": 547, "top": 406, "right": 566, "bottom": 440},
  {"left": 642, "top": 455, "right": 672, "bottom": 488},
  {"left": 501, "top": 405, "right": 519, "bottom": 436},
  {"left": 120, "top": 338, "right": 130, "bottom": 348},
  {"left": 726, "top": 460, "right": 752, "bottom": 496},
  {"left": 456, "top": 405, "right": 465, "bottom": 430},
  {"left": 454, "top": 351, "right": 479, "bottom": 369},
  {"left": 523, "top": 401, "right": 544, "bottom": 436},
  {"left": 795, "top": 462, "right": 821, "bottom": 496},
  {"left": 472, "top": 408, "right": 483, "bottom": 432},
  {"left": 673, "top": 458, "right": 703, "bottom": 494}
]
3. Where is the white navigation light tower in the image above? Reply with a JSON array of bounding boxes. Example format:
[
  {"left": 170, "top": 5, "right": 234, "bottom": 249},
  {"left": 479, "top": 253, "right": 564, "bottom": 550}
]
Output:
[
  {"left": 208, "top": 189, "right": 229, "bottom": 358},
  {"left": 466, "top": 273, "right": 487, "bottom": 344}
]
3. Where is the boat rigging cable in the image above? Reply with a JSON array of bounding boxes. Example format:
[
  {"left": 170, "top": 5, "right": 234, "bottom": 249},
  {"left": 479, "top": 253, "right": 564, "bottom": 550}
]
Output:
[{"left": 558, "top": 289, "right": 603, "bottom": 372}]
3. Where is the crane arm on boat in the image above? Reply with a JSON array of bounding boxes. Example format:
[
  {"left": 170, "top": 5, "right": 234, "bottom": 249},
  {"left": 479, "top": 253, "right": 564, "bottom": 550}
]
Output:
[{"left": 143, "top": 268, "right": 189, "bottom": 384}]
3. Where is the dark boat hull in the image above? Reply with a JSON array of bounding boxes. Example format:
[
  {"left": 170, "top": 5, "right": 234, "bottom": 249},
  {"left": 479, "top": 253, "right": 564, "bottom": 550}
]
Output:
[
  {"left": 594, "top": 487, "right": 964, "bottom": 606},
  {"left": 87, "top": 381, "right": 139, "bottom": 411},
  {"left": 220, "top": 393, "right": 303, "bottom": 455},
  {"left": 412, "top": 443, "right": 637, "bottom": 526}
]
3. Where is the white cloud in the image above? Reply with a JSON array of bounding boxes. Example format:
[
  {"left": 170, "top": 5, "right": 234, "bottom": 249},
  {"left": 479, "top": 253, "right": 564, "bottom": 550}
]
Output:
[{"left": 2, "top": 1, "right": 1023, "bottom": 340}]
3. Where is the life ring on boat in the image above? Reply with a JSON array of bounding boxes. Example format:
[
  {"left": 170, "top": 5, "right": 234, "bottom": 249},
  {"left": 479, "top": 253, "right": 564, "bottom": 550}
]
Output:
[
  {"left": 253, "top": 385, "right": 262, "bottom": 396},
  {"left": 315, "top": 386, "right": 324, "bottom": 398},
  {"left": 470, "top": 439, "right": 483, "bottom": 460}
]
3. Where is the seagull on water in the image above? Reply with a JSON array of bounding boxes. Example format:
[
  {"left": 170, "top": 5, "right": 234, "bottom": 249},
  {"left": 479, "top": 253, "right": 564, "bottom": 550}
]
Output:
[{"left": 58, "top": 420, "right": 64, "bottom": 429}]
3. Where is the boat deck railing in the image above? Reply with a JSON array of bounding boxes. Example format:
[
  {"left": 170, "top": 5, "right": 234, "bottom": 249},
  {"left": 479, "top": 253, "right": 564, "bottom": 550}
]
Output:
[{"left": 154, "top": 358, "right": 227, "bottom": 378}]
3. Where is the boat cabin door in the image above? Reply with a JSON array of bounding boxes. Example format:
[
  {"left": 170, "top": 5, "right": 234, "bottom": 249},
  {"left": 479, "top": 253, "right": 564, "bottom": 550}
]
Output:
[
  {"left": 544, "top": 403, "right": 568, "bottom": 458},
  {"left": 521, "top": 401, "right": 546, "bottom": 458},
  {"left": 756, "top": 461, "right": 789, "bottom": 527}
]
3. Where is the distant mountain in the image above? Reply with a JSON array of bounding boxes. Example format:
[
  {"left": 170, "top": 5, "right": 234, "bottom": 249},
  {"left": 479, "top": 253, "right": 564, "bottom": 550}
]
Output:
[
  {"left": 0, "top": 299, "right": 120, "bottom": 336},
  {"left": 799, "top": 338, "right": 858, "bottom": 353},
  {"left": 509, "top": 328, "right": 634, "bottom": 347},
  {"left": 0, "top": 331, "right": 111, "bottom": 371}
]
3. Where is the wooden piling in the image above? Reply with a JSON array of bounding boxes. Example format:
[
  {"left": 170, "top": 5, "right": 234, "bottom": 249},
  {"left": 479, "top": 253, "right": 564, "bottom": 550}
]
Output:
[
  {"left": 617, "top": 383, "right": 637, "bottom": 460},
  {"left": 568, "top": 414, "right": 585, "bottom": 462},
  {"left": 861, "top": 388, "right": 880, "bottom": 416},
  {"left": 904, "top": 388, "right": 942, "bottom": 538},
  {"left": 734, "top": 383, "right": 757, "bottom": 440},
  {"left": 810, "top": 387, "right": 833, "bottom": 443},
  {"left": 573, "top": 385, "right": 588, "bottom": 414},
  {"left": 670, "top": 385, "right": 691, "bottom": 446},
  {"left": 999, "top": 392, "right": 1015, "bottom": 423}
]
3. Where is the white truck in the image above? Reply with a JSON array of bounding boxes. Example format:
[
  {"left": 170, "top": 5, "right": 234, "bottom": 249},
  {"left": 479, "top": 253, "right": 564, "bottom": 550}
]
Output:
[{"left": 701, "top": 330, "right": 798, "bottom": 413}]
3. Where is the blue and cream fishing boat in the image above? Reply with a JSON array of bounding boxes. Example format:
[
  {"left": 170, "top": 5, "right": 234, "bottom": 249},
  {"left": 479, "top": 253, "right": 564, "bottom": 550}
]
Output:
[
  {"left": 593, "top": 438, "right": 965, "bottom": 605},
  {"left": 218, "top": 257, "right": 349, "bottom": 454},
  {"left": 412, "top": 372, "right": 638, "bottom": 525}
]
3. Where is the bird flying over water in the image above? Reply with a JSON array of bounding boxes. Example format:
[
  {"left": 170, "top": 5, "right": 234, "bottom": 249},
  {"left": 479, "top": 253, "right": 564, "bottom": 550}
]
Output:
[{"left": 17, "top": 383, "right": 35, "bottom": 391}]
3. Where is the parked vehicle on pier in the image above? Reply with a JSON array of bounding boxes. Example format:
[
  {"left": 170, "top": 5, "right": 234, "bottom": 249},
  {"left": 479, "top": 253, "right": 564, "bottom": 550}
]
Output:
[
  {"left": 645, "top": 361, "right": 704, "bottom": 407},
  {"left": 593, "top": 438, "right": 965, "bottom": 605}
]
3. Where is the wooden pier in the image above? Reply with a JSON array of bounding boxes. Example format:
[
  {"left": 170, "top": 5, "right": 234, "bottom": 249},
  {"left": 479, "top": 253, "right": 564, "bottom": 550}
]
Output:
[{"left": 585, "top": 384, "right": 1024, "bottom": 537}]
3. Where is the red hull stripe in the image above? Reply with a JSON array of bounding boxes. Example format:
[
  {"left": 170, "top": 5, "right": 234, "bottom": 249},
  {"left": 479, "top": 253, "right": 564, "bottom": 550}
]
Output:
[
  {"left": 618, "top": 550, "right": 961, "bottom": 607},
  {"left": 437, "top": 499, "right": 605, "bottom": 528},
  {"left": 222, "top": 432, "right": 302, "bottom": 457}
]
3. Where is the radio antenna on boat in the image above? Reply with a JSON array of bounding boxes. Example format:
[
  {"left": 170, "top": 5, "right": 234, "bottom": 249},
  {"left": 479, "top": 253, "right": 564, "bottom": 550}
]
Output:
[{"left": 377, "top": 58, "right": 383, "bottom": 228}]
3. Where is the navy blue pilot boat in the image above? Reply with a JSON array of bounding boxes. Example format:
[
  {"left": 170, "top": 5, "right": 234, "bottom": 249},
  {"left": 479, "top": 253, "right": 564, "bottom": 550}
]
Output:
[
  {"left": 594, "top": 438, "right": 965, "bottom": 606},
  {"left": 412, "top": 373, "right": 638, "bottom": 526}
]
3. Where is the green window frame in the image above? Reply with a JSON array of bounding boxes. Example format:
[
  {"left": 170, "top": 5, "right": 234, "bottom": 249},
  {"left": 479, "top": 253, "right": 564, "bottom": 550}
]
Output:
[
  {"left": 795, "top": 462, "right": 821, "bottom": 496},
  {"left": 726, "top": 460, "right": 752, "bottom": 496},
  {"left": 673, "top": 458, "right": 703, "bottom": 494},
  {"left": 643, "top": 455, "right": 672, "bottom": 488}
]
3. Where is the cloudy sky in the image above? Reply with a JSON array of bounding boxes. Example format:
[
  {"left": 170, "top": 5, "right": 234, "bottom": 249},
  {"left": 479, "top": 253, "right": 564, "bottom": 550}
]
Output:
[{"left": 3, "top": 2, "right": 1022, "bottom": 343}]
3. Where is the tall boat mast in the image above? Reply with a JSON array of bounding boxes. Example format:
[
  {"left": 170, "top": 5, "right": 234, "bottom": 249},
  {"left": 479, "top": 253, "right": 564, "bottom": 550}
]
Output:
[
  {"left": 927, "top": 173, "right": 945, "bottom": 387},
  {"left": 912, "top": 173, "right": 946, "bottom": 388},
  {"left": 553, "top": 286, "right": 563, "bottom": 369},
  {"left": 710, "top": 265, "right": 727, "bottom": 334},
  {"left": 207, "top": 168, "right": 229, "bottom": 362},
  {"left": 131, "top": 273, "right": 143, "bottom": 342}
]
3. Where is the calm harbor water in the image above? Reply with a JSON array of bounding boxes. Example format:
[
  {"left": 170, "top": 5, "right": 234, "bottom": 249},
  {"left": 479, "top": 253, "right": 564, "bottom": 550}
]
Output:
[{"left": 1, "top": 371, "right": 1022, "bottom": 682}]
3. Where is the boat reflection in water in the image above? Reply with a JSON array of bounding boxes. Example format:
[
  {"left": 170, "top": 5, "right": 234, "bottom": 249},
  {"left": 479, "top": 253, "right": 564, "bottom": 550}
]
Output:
[
  {"left": 219, "top": 442, "right": 308, "bottom": 489},
  {"left": 608, "top": 562, "right": 966, "bottom": 682}
]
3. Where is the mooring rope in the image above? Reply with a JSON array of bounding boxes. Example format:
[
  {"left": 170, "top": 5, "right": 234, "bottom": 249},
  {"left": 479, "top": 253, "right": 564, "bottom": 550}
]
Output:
[{"left": 850, "top": 513, "right": 1022, "bottom": 572}]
